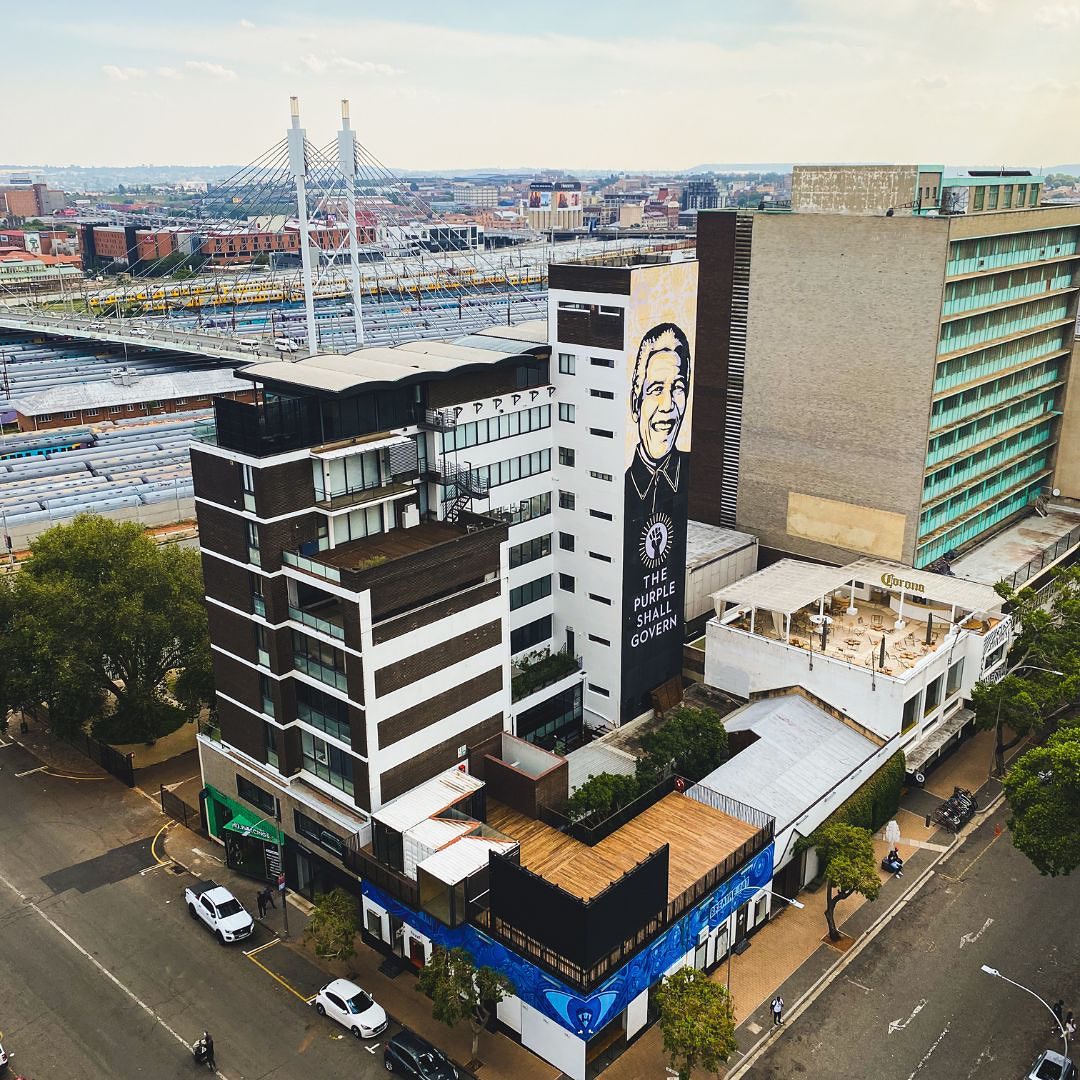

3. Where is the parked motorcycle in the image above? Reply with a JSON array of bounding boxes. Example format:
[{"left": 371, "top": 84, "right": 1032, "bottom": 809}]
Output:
[{"left": 932, "top": 786, "right": 978, "bottom": 833}]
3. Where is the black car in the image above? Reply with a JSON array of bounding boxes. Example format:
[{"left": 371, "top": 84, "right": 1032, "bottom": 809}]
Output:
[{"left": 383, "top": 1030, "right": 459, "bottom": 1078}]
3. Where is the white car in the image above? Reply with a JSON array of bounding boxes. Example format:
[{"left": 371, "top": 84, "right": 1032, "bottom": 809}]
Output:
[
  {"left": 128, "top": 327, "right": 149, "bottom": 337},
  {"left": 314, "top": 978, "right": 387, "bottom": 1039},
  {"left": 184, "top": 880, "right": 255, "bottom": 944}
]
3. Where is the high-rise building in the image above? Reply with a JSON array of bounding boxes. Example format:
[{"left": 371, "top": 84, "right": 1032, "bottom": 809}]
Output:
[
  {"left": 524, "top": 181, "right": 584, "bottom": 232},
  {"left": 689, "top": 176, "right": 1080, "bottom": 570},
  {"left": 680, "top": 178, "right": 723, "bottom": 211}
]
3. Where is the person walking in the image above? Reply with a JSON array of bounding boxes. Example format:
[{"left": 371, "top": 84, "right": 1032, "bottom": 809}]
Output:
[
  {"left": 262, "top": 886, "right": 276, "bottom": 911},
  {"left": 1065, "top": 1011, "right": 1076, "bottom": 1041},
  {"left": 256, "top": 890, "right": 267, "bottom": 918},
  {"left": 1053, "top": 999, "right": 1065, "bottom": 1033},
  {"left": 772, "top": 995, "right": 784, "bottom": 1026}
]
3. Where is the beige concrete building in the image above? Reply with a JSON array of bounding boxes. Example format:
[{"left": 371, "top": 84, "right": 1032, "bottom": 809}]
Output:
[{"left": 689, "top": 194, "right": 1080, "bottom": 571}]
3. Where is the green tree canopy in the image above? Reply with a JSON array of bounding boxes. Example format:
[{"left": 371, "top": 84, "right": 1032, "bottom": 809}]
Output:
[
  {"left": 1004, "top": 722, "right": 1080, "bottom": 877},
  {"left": 306, "top": 887, "right": 359, "bottom": 961},
  {"left": 2, "top": 515, "right": 212, "bottom": 742},
  {"left": 655, "top": 966, "right": 737, "bottom": 1080},
  {"left": 816, "top": 822, "right": 881, "bottom": 942},
  {"left": 564, "top": 771, "right": 642, "bottom": 823},
  {"left": 416, "top": 946, "right": 514, "bottom": 1063},
  {"left": 636, "top": 705, "right": 729, "bottom": 788}
]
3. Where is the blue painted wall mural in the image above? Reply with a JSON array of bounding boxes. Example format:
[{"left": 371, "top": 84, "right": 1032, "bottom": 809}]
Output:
[{"left": 363, "top": 840, "right": 774, "bottom": 1040}]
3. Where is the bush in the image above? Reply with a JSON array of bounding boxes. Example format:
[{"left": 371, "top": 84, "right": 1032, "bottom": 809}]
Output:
[
  {"left": 565, "top": 772, "right": 642, "bottom": 822},
  {"left": 511, "top": 648, "right": 579, "bottom": 700},
  {"left": 636, "top": 706, "right": 729, "bottom": 788},
  {"left": 92, "top": 697, "right": 188, "bottom": 744},
  {"left": 807, "top": 751, "right": 906, "bottom": 841}
]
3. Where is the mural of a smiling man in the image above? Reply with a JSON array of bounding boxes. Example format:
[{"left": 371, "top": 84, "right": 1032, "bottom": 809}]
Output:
[{"left": 625, "top": 322, "right": 691, "bottom": 515}]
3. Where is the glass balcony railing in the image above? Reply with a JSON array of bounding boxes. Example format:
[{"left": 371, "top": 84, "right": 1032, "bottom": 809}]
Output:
[
  {"left": 289, "top": 605, "right": 345, "bottom": 641},
  {"left": 942, "top": 269, "right": 1076, "bottom": 317},
  {"left": 931, "top": 362, "right": 1064, "bottom": 431},
  {"left": 292, "top": 653, "right": 348, "bottom": 691},
  {"left": 926, "top": 389, "right": 1059, "bottom": 465},
  {"left": 282, "top": 550, "right": 342, "bottom": 584},
  {"left": 946, "top": 229, "right": 1079, "bottom": 277},
  {"left": 934, "top": 329, "right": 1069, "bottom": 395},
  {"left": 937, "top": 297, "right": 1074, "bottom": 356}
]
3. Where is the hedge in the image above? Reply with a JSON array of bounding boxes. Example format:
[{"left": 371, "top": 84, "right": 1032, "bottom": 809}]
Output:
[{"left": 807, "top": 750, "right": 906, "bottom": 844}]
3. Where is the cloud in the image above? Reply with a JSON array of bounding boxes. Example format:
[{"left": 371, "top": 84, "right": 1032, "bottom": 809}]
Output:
[
  {"left": 298, "top": 53, "right": 403, "bottom": 76},
  {"left": 1035, "top": 2, "right": 1080, "bottom": 26},
  {"left": 184, "top": 60, "right": 238, "bottom": 80},
  {"left": 239, "top": 18, "right": 256, "bottom": 29},
  {"left": 101, "top": 64, "right": 146, "bottom": 81},
  {"left": 156, "top": 66, "right": 182, "bottom": 79}
]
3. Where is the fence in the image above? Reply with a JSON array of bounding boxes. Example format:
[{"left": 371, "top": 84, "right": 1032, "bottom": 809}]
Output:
[
  {"left": 160, "top": 785, "right": 207, "bottom": 836},
  {"left": 1007, "top": 523, "right": 1080, "bottom": 588},
  {"left": 66, "top": 731, "right": 135, "bottom": 787}
]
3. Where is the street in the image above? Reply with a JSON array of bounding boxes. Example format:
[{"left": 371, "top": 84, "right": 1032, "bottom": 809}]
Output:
[
  {"left": 748, "top": 801, "right": 1080, "bottom": 1079},
  {"left": 0, "top": 738, "right": 397, "bottom": 1079}
]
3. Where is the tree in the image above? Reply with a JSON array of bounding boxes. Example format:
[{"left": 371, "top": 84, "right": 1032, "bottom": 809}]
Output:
[
  {"left": 816, "top": 822, "right": 880, "bottom": 942},
  {"left": 416, "top": 946, "right": 513, "bottom": 1064},
  {"left": 564, "top": 771, "right": 642, "bottom": 823},
  {"left": 1003, "top": 722, "right": 1080, "bottom": 876},
  {"left": 655, "top": 966, "right": 737, "bottom": 1080},
  {"left": 305, "top": 887, "right": 359, "bottom": 961},
  {"left": 973, "top": 570, "right": 1080, "bottom": 775},
  {"left": 636, "top": 706, "right": 729, "bottom": 788},
  {"left": 4, "top": 515, "right": 212, "bottom": 743}
]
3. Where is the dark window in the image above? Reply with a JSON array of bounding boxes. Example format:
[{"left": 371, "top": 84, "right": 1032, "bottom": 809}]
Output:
[
  {"left": 589, "top": 551, "right": 612, "bottom": 562},
  {"left": 510, "top": 575, "right": 552, "bottom": 610},
  {"left": 300, "top": 730, "right": 355, "bottom": 796},
  {"left": 516, "top": 683, "right": 583, "bottom": 749},
  {"left": 590, "top": 509, "right": 613, "bottom": 521},
  {"left": 511, "top": 615, "right": 552, "bottom": 654},
  {"left": 589, "top": 471, "right": 613, "bottom": 482},
  {"left": 236, "top": 774, "right": 276, "bottom": 816},
  {"left": 590, "top": 357, "right": 614, "bottom": 368},
  {"left": 559, "top": 490, "right": 576, "bottom": 510},
  {"left": 589, "top": 593, "right": 612, "bottom": 605},
  {"left": 558, "top": 353, "right": 576, "bottom": 375},
  {"left": 923, "top": 674, "right": 944, "bottom": 715},
  {"left": 558, "top": 403, "right": 575, "bottom": 423},
  {"left": 946, "top": 659, "right": 965, "bottom": 698},
  {"left": 509, "top": 533, "right": 552, "bottom": 568},
  {"left": 295, "top": 682, "right": 351, "bottom": 744},
  {"left": 294, "top": 810, "right": 346, "bottom": 859},
  {"left": 588, "top": 634, "right": 610, "bottom": 646},
  {"left": 590, "top": 388, "right": 615, "bottom": 399},
  {"left": 559, "top": 446, "right": 576, "bottom": 467},
  {"left": 588, "top": 683, "right": 610, "bottom": 697},
  {"left": 902, "top": 693, "right": 921, "bottom": 733},
  {"left": 559, "top": 532, "right": 575, "bottom": 551},
  {"left": 589, "top": 428, "right": 614, "bottom": 439},
  {"left": 559, "top": 573, "right": 575, "bottom": 593}
]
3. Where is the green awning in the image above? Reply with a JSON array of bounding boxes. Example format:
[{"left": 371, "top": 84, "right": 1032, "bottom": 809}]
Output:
[{"left": 206, "top": 785, "right": 283, "bottom": 844}]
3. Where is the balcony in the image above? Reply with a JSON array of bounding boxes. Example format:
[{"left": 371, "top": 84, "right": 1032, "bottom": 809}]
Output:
[
  {"left": 288, "top": 604, "right": 345, "bottom": 641},
  {"left": 435, "top": 458, "right": 489, "bottom": 498},
  {"left": 511, "top": 649, "right": 583, "bottom": 703},
  {"left": 315, "top": 479, "right": 417, "bottom": 513},
  {"left": 420, "top": 408, "right": 459, "bottom": 431}
]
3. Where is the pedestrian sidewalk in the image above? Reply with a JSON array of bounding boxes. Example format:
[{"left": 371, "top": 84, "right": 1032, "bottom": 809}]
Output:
[
  {"left": 605, "top": 725, "right": 1016, "bottom": 1080},
  {"left": 162, "top": 821, "right": 558, "bottom": 1080}
]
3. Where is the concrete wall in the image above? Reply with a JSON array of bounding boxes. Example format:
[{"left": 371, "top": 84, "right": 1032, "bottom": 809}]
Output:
[
  {"left": 791, "top": 165, "right": 919, "bottom": 215},
  {"left": 736, "top": 213, "right": 949, "bottom": 565}
]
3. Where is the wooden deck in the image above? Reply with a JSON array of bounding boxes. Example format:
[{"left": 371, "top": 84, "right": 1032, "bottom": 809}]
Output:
[{"left": 486, "top": 793, "right": 760, "bottom": 903}]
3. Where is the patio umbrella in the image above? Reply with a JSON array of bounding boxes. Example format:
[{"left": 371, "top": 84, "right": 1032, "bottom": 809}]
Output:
[
  {"left": 925, "top": 612, "right": 934, "bottom": 646},
  {"left": 879, "top": 635, "right": 887, "bottom": 669},
  {"left": 885, "top": 820, "right": 901, "bottom": 847}
]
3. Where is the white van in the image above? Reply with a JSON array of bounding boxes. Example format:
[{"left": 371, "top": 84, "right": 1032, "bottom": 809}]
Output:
[
  {"left": 274, "top": 338, "right": 301, "bottom": 353},
  {"left": 236, "top": 338, "right": 261, "bottom": 352}
]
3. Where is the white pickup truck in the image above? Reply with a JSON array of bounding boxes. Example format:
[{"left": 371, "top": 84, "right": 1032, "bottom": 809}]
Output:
[{"left": 184, "top": 879, "right": 255, "bottom": 945}]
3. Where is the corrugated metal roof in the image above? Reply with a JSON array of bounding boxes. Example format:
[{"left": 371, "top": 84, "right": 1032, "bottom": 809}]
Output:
[
  {"left": 686, "top": 521, "right": 757, "bottom": 570},
  {"left": 373, "top": 768, "right": 483, "bottom": 833},
  {"left": 11, "top": 368, "right": 240, "bottom": 415},
  {"left": 566, "top": 741, "right": 637, "bottom": 794},
  {"left": 417, "top": 835, "right": 518, "bottom": 885},
  {"left": 700, "top": 696, "right": 878, "bottom": 832},
  {"left": 711, "top": 559, "right": 854, "bottom": 616},
  {"left": 404, "top": 817, "right": 473, "bottom": 849}
]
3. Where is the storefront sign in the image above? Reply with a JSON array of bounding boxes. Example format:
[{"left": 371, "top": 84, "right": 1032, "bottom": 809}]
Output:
[{"left": 880, "top": 572, "right": 925, "bottom": 594}]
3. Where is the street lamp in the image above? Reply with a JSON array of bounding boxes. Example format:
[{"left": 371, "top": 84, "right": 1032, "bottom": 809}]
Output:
[
  {"left": 989, "top": 663, "right": 1065, "bottom": 778},
  {"left": 980, "top": 964, "right": 1068, "bottom": 1059},
  {"left": 238, "top": 816, "right": 289, "bottom": 938}
]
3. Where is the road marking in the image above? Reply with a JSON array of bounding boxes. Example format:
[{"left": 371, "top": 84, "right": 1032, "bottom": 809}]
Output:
[
  {"left": 243, "top": 939, "right": 279, "bottom": 957},
  {"left": 959, "top": 917, "right": 994, "bottom": 949},
  {"left": 150, "top": 822, "right": 176, "bottom": 867},
  {"left": 889, "top": 999, "right": 927, "bottom": 1034},
  {"left": 905, "top": 1022, "right": 951, "bottom": 1079},
  {"left": 41, "top": 769, "right": 110, "bottom": 781},
  {"left": 15, "top": 765, "right": 47, "bottom": 777},
  {"left": 0, "top": 868, "right": 232, "bottom": 1079},
  {"left": 243, "top": 939, "right": 312, "bottom": 1003},
  {"left": 951, "top": 828, "right": 1004, "bottom": 881},
  {"left": 163, "top": 774, "right": 199, "bottom": 790},
  {"left": 845, "top": 977, "right": 873, "bottom": 992},
  {"left": 192, "top": 846, "right": 224, "bottom": 865}
]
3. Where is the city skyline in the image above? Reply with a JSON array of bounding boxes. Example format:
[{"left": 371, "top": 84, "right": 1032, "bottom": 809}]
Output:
[{"left": 7, "top": 0, "right": 1080, "bottom": 170}]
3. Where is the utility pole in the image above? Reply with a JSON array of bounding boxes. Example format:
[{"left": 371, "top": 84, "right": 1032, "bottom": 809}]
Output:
[{"left": 287, "top": 97, "right": 318, "bottom": 357}]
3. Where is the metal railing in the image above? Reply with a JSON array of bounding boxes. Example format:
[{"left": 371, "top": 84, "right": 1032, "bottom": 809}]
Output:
[
  {"left": 282, "top": 550, "right": 342, "bottom": 583},
  {"left": 538, "top": 770, "right": 676, "bottom": 846},
  {"left": 1007, "top": 522, "right": 1080, "bottom": 588}
]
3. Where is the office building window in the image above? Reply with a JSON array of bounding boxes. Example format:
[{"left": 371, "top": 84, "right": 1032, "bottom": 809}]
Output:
[
  {"left": 468, "top": 448, "right": 551, "bottom": 490},
  {"left": 441, "top": 405, "right": 551, "bottom": 452},
  {"left": 588, "top": 593, "right": 612, "bottom": 605},
  {"left": 511, "top": 614, "right": 552, "bottom": 653},
  {"left": 590, "top": 357, "right": 614, "bottom": 368},
  {"left": 509, "top": 534, "right": 552, "bottom": 568},
  {"left": 588, "top": 683, "right": 610, "bottom": 697},
  {"left": 946, "top": 659, "right": 965, "bottom": 698},
  {"left": 301, "top": 731, "right": 355, "bottom": 796},
  {"left": 590, "top": 428, "right": 614, "bottom": 439},
  {"left": 590, "top": 389, "right": 615, "bottom": 400},
  {"left": 293, "top": 630, "right": 348, "bottom": 691},
  {"left": 294, "top": 810, "right": 346, "bottom": 859},
  {"left": 923, "top": 674, "right": 944, "bottom": 715},
  {"left": 254, "top": 624, "right": 270, "bottom": 667},
  {"left": 296, "top": 681, "right": 351, "bottom": 745},
  {"left": 559, "top": 531, "right": 575, "bottom": 551},
  {"left": 236, "top": 775, "right": 275, "bottom": 816},
  {"left": 510, "top": 575, "right": 552, "bottom": 610},
  {"left": 559, "top": 490, "right": 576, "bottom": 510},
  {"left": 588, "top": 634, "right": 610, "bottom": 646},
  {"left": 559, "top": 403, "right": 576, "bottom": 423},
  {"left": 558, "top": 353, "right": 576, "bottom": 375},
  {"left": 559, "top": 446, "right": 576, "bottom": 467},
  {"left": 589, "top": 471, "right": 613, "bottom": 482},
  {"left": 902, "top": 692, "right": 922, "bottom": 733},
  {"left": 63, "top": 411, "right": 77, "bottom": 419},
  {"left": 589, "top": 551, "right": 612, "bottom": 562},
  {"left": 264, "top": 722, "right": 279, "bottom": 769},
  {"left": 590, "top": 509, "right": 613, "bottom": 521},
  {"left": 973, "top": 188, "right": 985, "bottom": 211},
  {"left": 559, "top": 573, "right": 575, "bottom": 593}
]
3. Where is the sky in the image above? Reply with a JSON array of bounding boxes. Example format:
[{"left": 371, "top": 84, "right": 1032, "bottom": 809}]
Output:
[{"left": 6, "top": 0, "right": 1080, "bottom": 170}]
